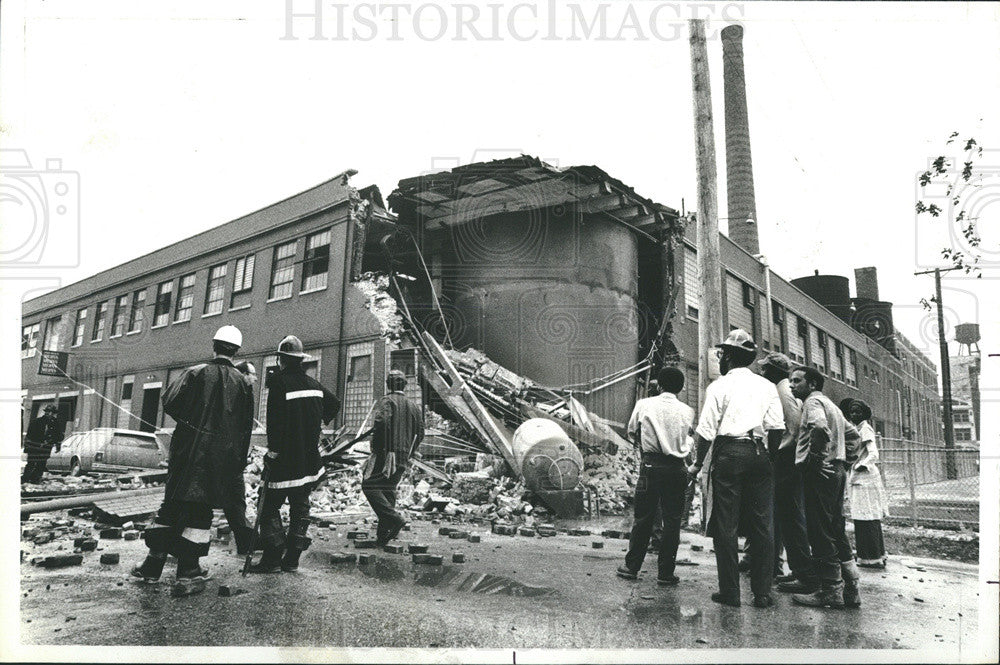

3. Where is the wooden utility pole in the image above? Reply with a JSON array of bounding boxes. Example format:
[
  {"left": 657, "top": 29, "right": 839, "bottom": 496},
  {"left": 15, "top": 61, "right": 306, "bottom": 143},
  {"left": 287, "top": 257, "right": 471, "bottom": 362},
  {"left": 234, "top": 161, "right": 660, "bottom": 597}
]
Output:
[
  {"left": 914, "top": 265, "right": 959, "bottom": 479},
  {"left": 689, "top": 19, "right": 725, "bottom": 407}
]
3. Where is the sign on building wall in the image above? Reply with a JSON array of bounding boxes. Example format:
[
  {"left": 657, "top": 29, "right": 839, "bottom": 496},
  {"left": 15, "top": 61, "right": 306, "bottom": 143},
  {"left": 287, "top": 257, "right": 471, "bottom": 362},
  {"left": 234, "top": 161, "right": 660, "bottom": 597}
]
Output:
[{"left": 38, "top": 350, "right": 69, "bottom": 376}]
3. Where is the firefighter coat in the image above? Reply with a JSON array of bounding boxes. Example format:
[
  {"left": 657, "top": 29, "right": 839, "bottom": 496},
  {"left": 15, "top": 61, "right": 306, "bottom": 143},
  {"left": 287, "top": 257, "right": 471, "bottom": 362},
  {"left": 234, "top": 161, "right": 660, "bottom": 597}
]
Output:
[
  {"left": 162, "top": 357, "right": 254, "bottom": 507},
  {"left": 265, "top": 364, "right": 340, "bottom": 490}
]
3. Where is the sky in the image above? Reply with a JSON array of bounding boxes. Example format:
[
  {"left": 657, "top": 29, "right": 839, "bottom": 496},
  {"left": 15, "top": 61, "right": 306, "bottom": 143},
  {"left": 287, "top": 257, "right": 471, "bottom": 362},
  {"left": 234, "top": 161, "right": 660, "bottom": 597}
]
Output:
[{"left": 1, "top": 0, "right": 997, "bottom": 446}]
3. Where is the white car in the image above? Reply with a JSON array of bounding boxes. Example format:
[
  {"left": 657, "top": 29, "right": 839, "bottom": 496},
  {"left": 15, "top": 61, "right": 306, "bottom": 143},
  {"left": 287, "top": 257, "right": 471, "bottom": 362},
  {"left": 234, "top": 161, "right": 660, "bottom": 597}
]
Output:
[{"left": 47, "top": 428, "right": 167, "bottom": 476}]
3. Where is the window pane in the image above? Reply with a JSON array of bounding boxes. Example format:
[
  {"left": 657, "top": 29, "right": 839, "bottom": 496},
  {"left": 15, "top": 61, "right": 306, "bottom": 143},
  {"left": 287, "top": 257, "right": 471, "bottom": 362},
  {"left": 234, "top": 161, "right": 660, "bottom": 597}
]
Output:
[
  {"left": 302, "top": 230, "right": 331, "bottom": 292},
  {"left": 154, "top": 281, "right": 173, "bottom": 327},
  {"left": 175, "top": 273, "right": 196, "bottom": 322},
  {"left": 112, "top": 295, "right": 128, "bottom": 336},
  {"left": 231, "top": 254, "right": 255, "bottom": 308},
  {"left": 21, "top": 323, "right": 40, "bottom": 359},
  {"left": 269, "top": 241, "right": 296, "bottom": 300},
  {"left": 92, "top": 302, "right": 108, "bottom": 341},
  {"left": 129, "top": 289, "right": 146, "bottom": 333},
  {"left": 73, "top": 308, "right": 88, "bottom": 346},
  {"left": 204, "top": 263, "right": 227, "bottom": 316}
]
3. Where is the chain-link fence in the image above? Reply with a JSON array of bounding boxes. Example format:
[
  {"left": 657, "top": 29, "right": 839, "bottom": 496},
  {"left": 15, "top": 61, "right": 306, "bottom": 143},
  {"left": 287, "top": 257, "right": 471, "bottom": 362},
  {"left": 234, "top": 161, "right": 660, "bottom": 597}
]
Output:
[{"left": 877, "top": 437, "right": 980, "bottom": 529}]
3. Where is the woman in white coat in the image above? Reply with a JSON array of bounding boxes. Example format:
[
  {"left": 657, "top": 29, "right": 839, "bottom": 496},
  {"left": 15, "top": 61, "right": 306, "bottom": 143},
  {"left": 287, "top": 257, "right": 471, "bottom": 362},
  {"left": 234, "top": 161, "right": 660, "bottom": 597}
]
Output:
[{"left": 847, "top": 400, "right": 889, "bottom": 568}]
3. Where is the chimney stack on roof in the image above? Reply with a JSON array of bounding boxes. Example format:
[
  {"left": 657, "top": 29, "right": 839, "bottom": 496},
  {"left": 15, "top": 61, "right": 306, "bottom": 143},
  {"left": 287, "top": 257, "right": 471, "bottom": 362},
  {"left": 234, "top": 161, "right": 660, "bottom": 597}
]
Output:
[
  {"left": 721, "top": 24, "right": 760, "bottom": 256},
  {"left": 855, "top": 266, "right": 880, "bottom": 301}
]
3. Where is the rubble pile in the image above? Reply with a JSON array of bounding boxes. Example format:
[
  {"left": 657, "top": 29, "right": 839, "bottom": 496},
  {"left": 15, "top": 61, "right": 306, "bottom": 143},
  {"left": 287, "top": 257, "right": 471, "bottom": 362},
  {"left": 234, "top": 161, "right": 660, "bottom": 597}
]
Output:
[
  {"left": 21, "top": 474, "right": 129, "bottom": 496},
  {"left": 352, "top": 272, "right": 404, "bottom": 342},
  {"left": 579, "top": 443, "right": 638, "bottom": 515}
]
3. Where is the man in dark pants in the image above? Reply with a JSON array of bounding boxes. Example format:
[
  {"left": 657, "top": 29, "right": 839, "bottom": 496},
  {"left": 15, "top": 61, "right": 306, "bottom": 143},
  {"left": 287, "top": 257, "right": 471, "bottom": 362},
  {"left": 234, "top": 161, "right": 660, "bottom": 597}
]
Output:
[
  {"left": 688, "top": 329, "right": 785, "bottom": 608},
  {"left": 786, "top": 365, "right": 861, "bottom": 608},
  {"left": 22, "top": 404, "right": 65, "bottom": 484},
  {"left": 760, "top": 352, "right": 812, "bottom": 586},
  {"left": 250, "top": 335, "right": 340, "bottom": 573},
  {"left": 616, "top": 367, "right": 695, "bottom": 585},
  {"left": 224, "top": 360, "right": 257, "bottom": 555},
  {"left": 363, "top": 370, "right": 424, "bottom": 547}
]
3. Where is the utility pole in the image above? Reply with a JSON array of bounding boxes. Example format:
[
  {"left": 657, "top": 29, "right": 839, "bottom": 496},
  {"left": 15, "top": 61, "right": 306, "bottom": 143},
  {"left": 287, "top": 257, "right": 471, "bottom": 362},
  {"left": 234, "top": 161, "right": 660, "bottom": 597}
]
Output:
[
  {"left": 914, "top": 266, "right": 960, "bottom": 479},
  {"left": 689, "top": 19, "right": 724, "bottom": 408}
]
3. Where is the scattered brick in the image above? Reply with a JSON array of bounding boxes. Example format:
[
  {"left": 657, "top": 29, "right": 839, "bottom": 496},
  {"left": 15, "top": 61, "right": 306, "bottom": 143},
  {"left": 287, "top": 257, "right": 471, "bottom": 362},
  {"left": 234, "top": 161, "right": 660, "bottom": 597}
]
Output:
[
  {"left": 569, "top": 529, "right": 591, "bottom": 536},
  {"left": 358, "top": 553, "right": 377, "bottom": 565},
  {"left": 408, "top": 543, "right": 429, "bottom": 554},
  {"left": 537, "top": 527, "right": 557, "bottom": 537},
  {"left": 592, "top": 541, "right": 604, "bottom": 549},
  {"left": 690, "top": 544, "right": 704, "bottom": 552},
  {"left": 449, "top": 531, "right": 469, "bottom": 539},
  {"left": 123, "top": 530, "right": 140, "bottom": 541},
  {"left": 218, "top": 585, "right": 247, "bottom": 597},
  {"left": 402, "top": 524, "right": 411, "bottom": 531},
  {"left": 518, "top": 527, "right": 536, "bottom": 537},
  {"left": 77, "top": 538, "right": 98, "bottom": 552},
  {"left": 438, "top": 527, "right": 455, "bottom": 536},
  {"left": 354, "top": 539, "right": 377, "bottom": 549},
  {"left": 346, "top": 531, "right": 368, "bottom": 541},
  {"left": 121, "top": 521, "right": 134, "bottom": 529},
  {"left": 330, "top": 552, "right": 357, "bottom": 564},
  {"left": 216, "top": 525, "right": 232, "bottom": 537},
  {"left": 467, "top": 534, "right": 481, "bottom": 544},
  {"left": 412, "top": 553, "right": 431, "bottom": 564},
  {"left": 100, "top": 553, "right": 120, "bottom": 565},
  {"left": 33, "top": 533, "right": 54, "bottom": 545},
  {"left": 38, "top": 554, "right": 83, "bottom": 569},
  {"left": 424, "top": 554, "right": 444, "bottom": 565},
  {"left": 452, "top": 553, "right": 466, "bottom": 564},
  {"left": 383, "top": 542, "right": 405, "bottom": 554}
]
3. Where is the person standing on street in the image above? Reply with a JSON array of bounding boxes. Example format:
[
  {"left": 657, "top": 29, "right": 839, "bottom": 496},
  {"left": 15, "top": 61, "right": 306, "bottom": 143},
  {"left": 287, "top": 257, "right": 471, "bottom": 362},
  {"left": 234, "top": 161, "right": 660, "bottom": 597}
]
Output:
[
  {"left": 616, "top": 366, "right": 695, "bottom": 586},
  {"left": 688, "top": 329, "right": 785, "bottom": 609},
  {"left": 363, "top": 369, "right": 424, "bottom": 547},
  {"left": 21, "top": 404, "right": 65, "bottom": 484},
  {"left": 760, "top": 352, "right": 812, "bottom": 587},
  {"left": 131, "top": 325, "right": 254, "bottom": 595},
  {"left": 846, "top": 399, "right": 888, "bottom": 569},
  {"left": 250, "top": 335, "right": 340, "bottom": 573},
  {"left": 785, "top": 366, "right": 863, "bottom": 608},
  {"left": 221, "top": 360, "right": 258, "bottom": 556}
]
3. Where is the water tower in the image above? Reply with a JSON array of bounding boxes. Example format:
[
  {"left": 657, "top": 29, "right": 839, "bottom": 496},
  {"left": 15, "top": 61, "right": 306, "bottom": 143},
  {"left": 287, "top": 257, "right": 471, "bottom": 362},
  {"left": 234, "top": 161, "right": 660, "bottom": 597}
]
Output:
[{"left": 953, "top": 323, "right": 981, "bottom": 442}]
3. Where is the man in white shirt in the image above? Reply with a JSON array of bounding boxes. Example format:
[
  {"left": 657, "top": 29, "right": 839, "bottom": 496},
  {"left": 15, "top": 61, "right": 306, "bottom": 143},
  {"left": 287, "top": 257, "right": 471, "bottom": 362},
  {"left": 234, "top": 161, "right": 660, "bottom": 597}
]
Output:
[
  {"left": 688, "top": 329, "right": 785, "bottom": 608},
  {"left": 616, "top": 367, "right": 695, "bottom": 586}
]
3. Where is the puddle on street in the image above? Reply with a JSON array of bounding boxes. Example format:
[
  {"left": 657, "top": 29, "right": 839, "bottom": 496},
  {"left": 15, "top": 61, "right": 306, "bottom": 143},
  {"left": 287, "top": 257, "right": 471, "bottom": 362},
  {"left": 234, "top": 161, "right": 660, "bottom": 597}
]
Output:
[{"left": 358, "top": 559, "right": 554, "bottom": 598}]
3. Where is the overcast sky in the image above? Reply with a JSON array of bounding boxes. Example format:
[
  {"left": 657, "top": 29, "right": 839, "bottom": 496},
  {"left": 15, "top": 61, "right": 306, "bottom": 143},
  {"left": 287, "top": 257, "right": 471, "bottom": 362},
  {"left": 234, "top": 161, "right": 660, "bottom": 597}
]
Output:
[{"left": 2, "top": 0, "right": 997, "bottom": 443}]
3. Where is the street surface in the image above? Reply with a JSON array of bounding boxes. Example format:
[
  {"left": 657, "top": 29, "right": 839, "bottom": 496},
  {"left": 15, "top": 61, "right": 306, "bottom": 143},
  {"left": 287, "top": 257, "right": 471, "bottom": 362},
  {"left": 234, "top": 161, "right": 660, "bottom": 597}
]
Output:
[{"left": 19, "top": 514, "right": 983, "bottom": 657}]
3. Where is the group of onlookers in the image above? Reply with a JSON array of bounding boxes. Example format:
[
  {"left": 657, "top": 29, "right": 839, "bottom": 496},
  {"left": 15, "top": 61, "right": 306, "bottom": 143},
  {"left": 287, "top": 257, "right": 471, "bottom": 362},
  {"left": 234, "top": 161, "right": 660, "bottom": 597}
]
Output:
[{"left": 617, "top": 328, "right": 888, "bottom": 609}]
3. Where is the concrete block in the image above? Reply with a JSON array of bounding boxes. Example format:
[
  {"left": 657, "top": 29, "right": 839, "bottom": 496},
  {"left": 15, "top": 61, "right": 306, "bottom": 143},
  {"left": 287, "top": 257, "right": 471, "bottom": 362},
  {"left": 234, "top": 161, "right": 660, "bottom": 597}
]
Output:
[
  {"left": 537, "top": 527, "right": 557, "bottom": 537},
  {"left": 100, "top": 553, "right": 120, "bottom": 565},
  {"left": 452, "top": 552, "right": 466, "bottom": 564},
  {"left": 518, "top": 527, "right": 536, "bottom": 537},
  {"left": 407, "top": 543, "right": 429, "bottom": 554},
  {"left": 467, "top": 534, "right": 481, "bottom": 543},
  {"left": 330, "top": 552, "right": 357, "bottom": 564},
  {"left": 353, "top": 539, "right": 377, "bottom": 549},
  {"left": 448, "top": 530, "right": 468, "bottom": 539},
  {"left": 38, "top": 554, "right": 84, "bottom": 569},
  {"left": 384, "top": 543, "right": 406, "bottom": 554},
  {"left": 123, "top": 530, "right": 140, "bottom": 541},
  {"left": 99, "top": 528, "right": 122, "bottom": 539},
  {"left": 76, "top": 538, "right": 98, "bottom": 552},
  {"left": 346, "top": 531, "right": 368, "bottom": 540},
  {"left": 358, "top": 553, "right": 377, "bottom": 565}
]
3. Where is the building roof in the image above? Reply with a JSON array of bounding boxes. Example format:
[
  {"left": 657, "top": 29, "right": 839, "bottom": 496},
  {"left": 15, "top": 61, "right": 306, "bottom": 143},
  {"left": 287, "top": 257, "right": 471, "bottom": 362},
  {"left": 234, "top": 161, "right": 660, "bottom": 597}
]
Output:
[
  {"left": 23, "top": 171, "right": 358, "bottom": 317},
  {"left": 387, "top": 155, "right": 679, "bottom": 238}
]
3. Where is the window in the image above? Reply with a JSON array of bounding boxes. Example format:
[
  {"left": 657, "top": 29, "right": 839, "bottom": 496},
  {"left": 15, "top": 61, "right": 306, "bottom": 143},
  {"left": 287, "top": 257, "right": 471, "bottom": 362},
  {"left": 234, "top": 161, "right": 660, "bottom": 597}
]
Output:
[
  {"left": 111, "top": 295, "right": 128, "bottom": 337},
  {"left": 92, "top": 301, "right": 108, "bottom": 342},
  {"left": 771, "top": 302, "right": 785, "bottom": 353},
  {"left": 100, "top": 376, "right": 117, "bottom": 426},
  {"left": 726, "top": 274, "right": 754, "bottom": 334},
  {"left": 174, "top": 273, "right": 196, "bottom": 322},
  {"left": 349, "top": 355, "right": 371, "bottom": 382},
  {"left": 269, "top": 241, "right": 296, "bottom": 300},
  {"left": 301, "top": 230, "right": 331, "bottom": 292},
  {"left": 204, "top": 263, "right": 227, "bottom": 316},
  {"left": 153, "top": 281, "right": 173, "bottom": 327},
  {"left": 72, "top": 308, "right": 88, "bottom": 347},
  {"left": 833, "top": 340, "right": 845, "bottom": 381},
  {"left": 955, "top": 429, "right": 971, "bottom": 442},
  {"left": 817, "top": 331, "right": 830, "bottom": 374},
  {"left": 953, "top": 411, "right": 969, "bottom": 423},
  {"left": 742, "top": 282, "right": 754, "bottom": 308},
  {"left": 684, "top": 246, "right": 698, "bottom": 320},
  {"left": 118, "top": 375, "right": 134, "bottom": 429},
  {"left": 128, "top": 288, "right": 146, "bottom": 333},
  {"left": 258, "top": 355, "right": 279, "bottom": 429},
  {"left": 21, "top": 323, "right": 40, "bottom": 359},
  {"left": 847, "top": 348, "right": 858, "bottom": 386},
  {"left": 43, "top": 315, "right": 63, "bottom": 351},
  {"left": 231, "top": 254, "right": 255, "bottom": 309}
]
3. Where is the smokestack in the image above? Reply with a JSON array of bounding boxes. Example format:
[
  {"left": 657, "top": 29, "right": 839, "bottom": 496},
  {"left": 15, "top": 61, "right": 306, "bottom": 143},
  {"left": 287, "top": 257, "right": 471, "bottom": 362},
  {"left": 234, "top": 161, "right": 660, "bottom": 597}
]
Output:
[
  {"left": 721, "top": 24, "right": 760, "bottom": 256},
  {"left": 855, "top": 266, "right": 880, "bottom": 301}
]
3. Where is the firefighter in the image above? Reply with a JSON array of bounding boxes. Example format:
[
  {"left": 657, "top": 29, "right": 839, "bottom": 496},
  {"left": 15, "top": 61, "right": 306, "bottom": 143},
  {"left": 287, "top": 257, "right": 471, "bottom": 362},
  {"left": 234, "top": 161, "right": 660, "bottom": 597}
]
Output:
[
  {"left": 132, "top": 325, "right": 254, "bottom": 595},
  {"left": 250, "top": 335, "right": 340, "bottom": 573},
  {"left": 21, "top": 403, "right": 65, "bottom": 484}
]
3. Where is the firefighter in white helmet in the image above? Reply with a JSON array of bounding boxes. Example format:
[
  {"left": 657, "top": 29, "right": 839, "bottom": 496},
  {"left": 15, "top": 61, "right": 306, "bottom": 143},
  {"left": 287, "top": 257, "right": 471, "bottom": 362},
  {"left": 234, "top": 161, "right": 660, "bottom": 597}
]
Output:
[{"left": 131, "top": 325, "right": 254, "bottom": 596}]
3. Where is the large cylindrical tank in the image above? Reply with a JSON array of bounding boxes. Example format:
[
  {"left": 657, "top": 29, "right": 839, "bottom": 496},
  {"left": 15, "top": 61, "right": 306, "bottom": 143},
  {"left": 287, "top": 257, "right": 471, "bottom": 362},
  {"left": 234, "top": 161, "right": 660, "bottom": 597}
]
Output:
[
  {"left": 791, "top": 273, "right": 853, "bottom": 323},
  {"left": 441, "top": 210, "right": 639, "bottom": 425},
  {"left": 511, "top": 418, "right": 585, "bottom": 491}
]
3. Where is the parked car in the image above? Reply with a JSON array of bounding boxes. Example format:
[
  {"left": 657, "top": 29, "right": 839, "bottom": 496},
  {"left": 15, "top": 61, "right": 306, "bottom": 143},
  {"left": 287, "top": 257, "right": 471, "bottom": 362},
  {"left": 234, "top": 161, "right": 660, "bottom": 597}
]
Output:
[{"left": 47, "top": 428, "right": 167, "bottom": 476}]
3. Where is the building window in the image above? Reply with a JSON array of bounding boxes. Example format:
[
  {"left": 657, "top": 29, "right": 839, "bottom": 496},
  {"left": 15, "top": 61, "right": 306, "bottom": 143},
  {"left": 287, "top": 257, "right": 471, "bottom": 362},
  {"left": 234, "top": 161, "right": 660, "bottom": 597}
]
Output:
[
  {"left": 726, "top": 274, "right": 754, "bottom": 335},
  {"left": 301, "top": 230, "right": 331, "bottom": 292},
  {"left": 175, "top": 273, "right": 196, "bottom": 322},
  {"left": 128, "top": 288, "right": 146, "bottom": 333},
  {"left": 111, "top": 295, "right": 128, "bottom": 337},
  {"left": 231, "top": 254, "right": 255, "bottom": 309},
  {"left": 153, "top": 281, "right": 173, "bottom": 327},
  {"left": 771, "top": 302, "right": 785, "bottom": 353},
  {"left": 343, "top": 343, "right": 375, "bottom": 430},
  {"left": 43, "top": 315, "right": 63, "bottom": 351},
  {"left": 99, "top": 376, "right": 117, "bottom": 426},
  {"left": 953, "top": 411, "right": 969, "bottom": 423},
  {"left": 118, "top": 375, "right": 134, "bottom": 429},
  {"left": 847, "top": 348, "right": 858, "bottom": 386},
  {"left": 91, "top": 301, "right": 108, "bottom": 342},
  {"left": 955, "top": 429, "right": 971, "bottom": 442},
  {"left": 21, "top": 323, "right": 40, "bottom": 359},
  {"left": 269, "top": 241, "right": 297, "bottom": 300},
  {"left": 259, "top": 355, "right": 279, "bottom": 429},
  {"left": 204, "top": 263, "right": 227, "bottom": 316},
  {"left": 72, "top": 308, "right": 88, "bottom": 347},
  {"left": 684, "top": 246, "right": 698, "bottom": 320}
]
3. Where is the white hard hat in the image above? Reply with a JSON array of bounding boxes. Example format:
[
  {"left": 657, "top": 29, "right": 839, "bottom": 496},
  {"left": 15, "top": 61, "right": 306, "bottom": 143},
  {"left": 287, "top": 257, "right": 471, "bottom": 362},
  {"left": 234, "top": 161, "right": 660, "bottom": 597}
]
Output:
[{"left": 213, "top": 325, "right": 243, "bottom": 348}]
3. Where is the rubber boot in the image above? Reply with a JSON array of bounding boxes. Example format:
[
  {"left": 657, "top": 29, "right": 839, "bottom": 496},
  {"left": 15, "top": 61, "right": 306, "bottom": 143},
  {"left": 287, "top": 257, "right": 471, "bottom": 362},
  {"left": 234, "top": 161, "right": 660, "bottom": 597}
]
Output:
[
  {"left": 281, "top": 548, "right": 302, "bottom": 572},
  {"left": 130, "top": 551, "right": 167, "bottom": 583},
  {"left": 249, "top": 546, "right": 283, "bottom": 574},
  {"left": 841, "top": 560, "right": 861, "bottom": 608},
  {"left": 792, "top": 581, "right": 845, "bottom": 609},
  {"left": 173, "top": 557, "right": 212, "bottom": 597}
]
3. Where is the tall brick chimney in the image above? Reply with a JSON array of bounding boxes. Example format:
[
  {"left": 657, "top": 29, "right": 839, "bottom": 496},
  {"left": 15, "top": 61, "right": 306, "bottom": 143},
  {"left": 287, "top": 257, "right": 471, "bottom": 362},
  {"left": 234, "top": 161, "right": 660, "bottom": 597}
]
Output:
[
  {"left": 721, "top": 24, "right": 760, "bottom": 256},
  {"left": 855, "top": 266, "right": 880, "bottom": 301}
]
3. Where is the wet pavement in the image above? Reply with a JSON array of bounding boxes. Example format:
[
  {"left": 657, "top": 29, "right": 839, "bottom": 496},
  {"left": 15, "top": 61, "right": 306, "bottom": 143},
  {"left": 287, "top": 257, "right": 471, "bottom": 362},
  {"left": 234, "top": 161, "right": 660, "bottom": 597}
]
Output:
[{"left": 17, "top": 515, "right": 988, "bottom": 657}]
